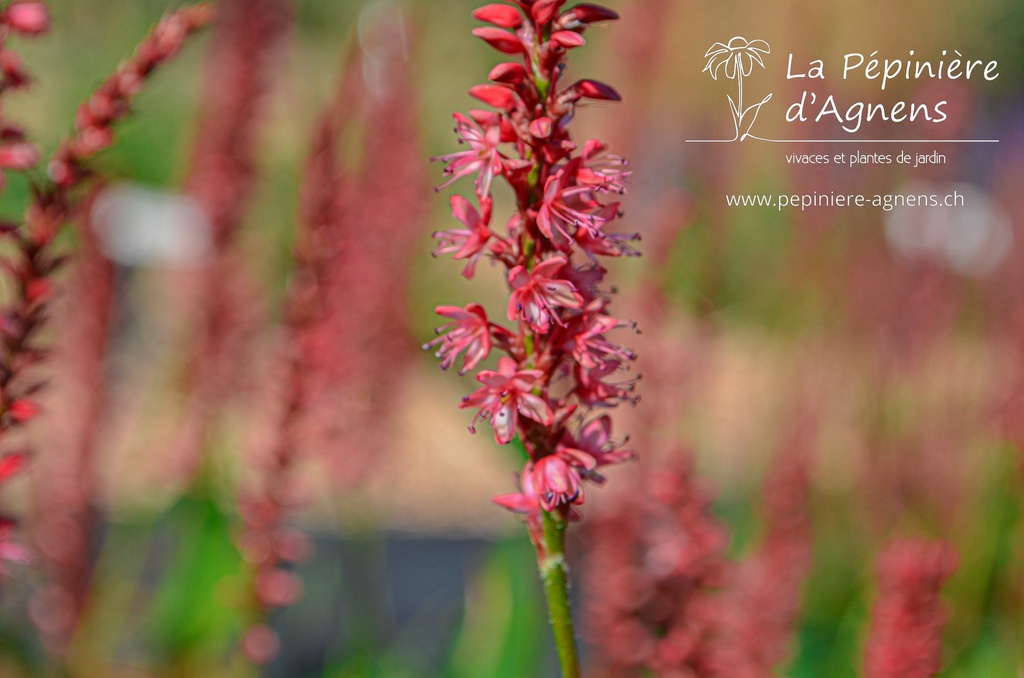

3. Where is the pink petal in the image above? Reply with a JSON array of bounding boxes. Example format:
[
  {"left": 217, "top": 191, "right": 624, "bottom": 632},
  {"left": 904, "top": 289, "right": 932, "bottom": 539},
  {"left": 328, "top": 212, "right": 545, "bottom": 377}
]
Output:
[
  {"left": 532, "top": 256, "right": 568, "bottom": 278},
  {"left": 491, "top": 402, "right": 517, "bottom": 444},
  {"left": 578, "top": 415, "right": 611, "bottom": 451},
  {"left": 493, "top": 492, "right": 536, "bottom": 513},
  {"left": 542, "top": 281, "right": 583, "bottom": 309},
  {"left": 518, "top": 393, "right": 554, "bottom": 425},
  {"left": 449, "top": 194, "right": 480, "bottom": 229}
]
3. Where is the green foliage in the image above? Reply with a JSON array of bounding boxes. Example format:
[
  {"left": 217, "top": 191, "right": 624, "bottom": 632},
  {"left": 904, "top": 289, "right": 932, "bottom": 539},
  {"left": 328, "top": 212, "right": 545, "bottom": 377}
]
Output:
[
  {"left": 441, "top": 536, "right": 548, "bottom": 678},
  {"left": 145, "top": 477, "right": 244, "bottom": 672}
]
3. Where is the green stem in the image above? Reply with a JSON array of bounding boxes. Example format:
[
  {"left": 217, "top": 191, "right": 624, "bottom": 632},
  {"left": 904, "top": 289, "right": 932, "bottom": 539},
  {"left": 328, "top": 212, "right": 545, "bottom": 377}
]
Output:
[{"left": 538, "top": 509, "right": 581, "bottom": 678}]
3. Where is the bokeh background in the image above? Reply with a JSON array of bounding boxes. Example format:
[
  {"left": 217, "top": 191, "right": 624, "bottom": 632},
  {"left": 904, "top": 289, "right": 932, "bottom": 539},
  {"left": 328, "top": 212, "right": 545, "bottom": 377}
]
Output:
[{"left": 0, "top": 0, "right": 1022, "bottom": 676}]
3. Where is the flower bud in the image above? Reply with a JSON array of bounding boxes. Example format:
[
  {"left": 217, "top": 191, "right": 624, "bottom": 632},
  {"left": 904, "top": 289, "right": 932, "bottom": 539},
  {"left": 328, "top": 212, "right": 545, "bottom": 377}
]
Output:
[
  {"left": 531, "top": 0, "right": 566, "bottom": 25},
  {"left": 4, "top": 1, "right": 50, "bottom": 36},
  {"left": 572, "top": 78, "right": 621, "bottom": 101},
  {"left": 0, "top": 142, "right": 38, "bottom": 170},
  {"left": 551, "top": 30, "right": 585, "bottom": 48},
  {"left": 472, "top": 3, "right": 522, "bottom": 29},
  {"left": 472, "top": 26, "right": 525, "bottom": 54},
  {"left": 489, "top": 61, "right": 528, "bottom": 85},
  {"left": 560, "top": 4, "right": 619, "bottom": 28},
  {"left": 469, "top": 84, "right": 517, "bottom": 110}
]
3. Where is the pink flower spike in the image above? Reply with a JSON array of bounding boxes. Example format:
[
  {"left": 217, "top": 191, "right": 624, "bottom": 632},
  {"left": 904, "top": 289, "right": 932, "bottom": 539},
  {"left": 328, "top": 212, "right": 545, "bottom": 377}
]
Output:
[
  {"left": 460, "top": 357, "right": 553, "bottom": 444},
  {"left": 432, "top": 194, "right": 493, "bottom": 278},
  {"left": 432, "top": 112, "right": 503, "bottom": 198},
  {"left": 425, "top": 303, "right": 497, "bottom": 375},
  {"left": 472, "top": 4, "right": 523, "bottom": 29},
  {"left": 508, "top": 256, "right": 584, "bottom": 333},
  {"left": 472, "top": 26, "right": 526, "bottom": 54}
]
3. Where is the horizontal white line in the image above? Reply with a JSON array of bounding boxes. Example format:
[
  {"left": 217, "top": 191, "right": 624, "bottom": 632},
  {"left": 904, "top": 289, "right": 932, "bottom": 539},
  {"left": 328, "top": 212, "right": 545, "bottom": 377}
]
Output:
[{"left": 685, "top": 138, "right": 999, "bottom": 143}]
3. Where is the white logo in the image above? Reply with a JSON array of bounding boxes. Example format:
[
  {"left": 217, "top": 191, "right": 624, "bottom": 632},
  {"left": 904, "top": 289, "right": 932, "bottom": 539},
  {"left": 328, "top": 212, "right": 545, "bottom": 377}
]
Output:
[{"left": 703, "top": 37, "right": 772, "bottom": 141}]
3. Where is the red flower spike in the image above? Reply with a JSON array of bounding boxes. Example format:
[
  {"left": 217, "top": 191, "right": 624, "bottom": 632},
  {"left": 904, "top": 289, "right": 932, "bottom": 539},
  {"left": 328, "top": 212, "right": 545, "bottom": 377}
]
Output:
[
  {"left": 472, "top": 3, "right": 523, "bottom": 29},
  {"left": 551, "top": 30, "right": 585, "bottom": 48},
  {"left": 489, "top": 61, "right": 528, "bottom": 85},
  {"left": 469, "top": 84, "right": 517, "bottom": 111},
  {"left": 471, "top": 26, "right": 526, "bottom": 54},
  {"left": 430, "top": 0, "right": 638, "bottom": 528},
  {"left": 572, "top": 78, "right": 621, "bottom": 101},
  {"left": 3, "top": 1, "right": 50, "bottom": 36},
  {"left": 864, "top": 540, "right": 958, "bottom": 678}
]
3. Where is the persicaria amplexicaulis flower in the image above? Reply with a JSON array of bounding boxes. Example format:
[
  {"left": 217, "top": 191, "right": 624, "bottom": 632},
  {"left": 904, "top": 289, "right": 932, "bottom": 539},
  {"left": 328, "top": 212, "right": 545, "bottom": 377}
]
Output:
[{"left": 428, "top": 0, "right": 638, "bottom": 534}]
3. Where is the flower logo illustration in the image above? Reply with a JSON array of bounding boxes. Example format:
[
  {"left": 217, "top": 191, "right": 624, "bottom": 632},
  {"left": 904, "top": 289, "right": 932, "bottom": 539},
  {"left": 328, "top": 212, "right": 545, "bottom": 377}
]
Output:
[{"left": 703, "top": 37, "right": 772, "bottom": 141}]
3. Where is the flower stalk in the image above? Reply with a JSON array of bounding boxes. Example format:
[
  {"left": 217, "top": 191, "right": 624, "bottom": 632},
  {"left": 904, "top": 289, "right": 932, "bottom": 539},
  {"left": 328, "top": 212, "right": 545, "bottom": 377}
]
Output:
[
  {"left": 539, "top": 508, "right": 580, "bottom": 678},
  {"left": 428, "top": 2, "right": 639, "bottom": 673}
]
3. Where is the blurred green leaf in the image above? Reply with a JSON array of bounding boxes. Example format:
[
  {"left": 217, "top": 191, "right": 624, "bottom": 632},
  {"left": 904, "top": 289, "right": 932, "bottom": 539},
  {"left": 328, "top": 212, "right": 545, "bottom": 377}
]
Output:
[
  {"left": 441, "top": 536, "right": 546, "bottom": 678},
  {"left": 145, "top": 476, "right": 243, "bottom": 670}
]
